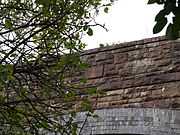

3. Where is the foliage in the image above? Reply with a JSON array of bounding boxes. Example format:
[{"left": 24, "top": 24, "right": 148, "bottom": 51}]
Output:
[
  {"left": 148, "top": 0, "right": 180, "bottom": 39},
  {"left": 0, "top": 0, "right": 113, "bottom": 134}
]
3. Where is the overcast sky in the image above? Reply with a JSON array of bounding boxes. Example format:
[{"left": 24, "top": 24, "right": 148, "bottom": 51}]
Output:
[{"left": 83, "top": 0, "right": 165, "bottom": 49}]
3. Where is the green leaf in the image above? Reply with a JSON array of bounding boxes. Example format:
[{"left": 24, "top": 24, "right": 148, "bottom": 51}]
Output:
[
  {"left": 87, "top": 28, "right": 93, "bottom": 36},
  {"left": 104, "top": 7, "right": 109, "bottom": 13},
  {"left": 41, "top": 120, "right": 49, "bottom": 129},
  {"left": 173, "top": 15, "right": 180, "bottom": 31},
  {"left": 153, "top": 17, "right": 167, "bottom": 34},
  {"left": 79, "top": 62, "right": 89, "bottom": 69},
  {"left": 166, "top": 23, "right": 179, "bottom": 40},
  {"left": 164, "top": 1, "right": 176, "bottom": 14},
  {"left": 71, "top": 123, "right": 77, "bottom": 135},
  {"left": 99, "top": 43, "right": 104, "bottom": 47},
  {"left": 4, "top": 19, "right": 12, "bottom": 28},
  {"left": 36, "top": 0, "right": 50, "bottom": 6},
  {"left": 148, "top": 0, "right": 163, "bottom": 4},
  {"left": 83, "top": 25, "right": 88, "bottom": 31},
  {"left": 148, "top": 0, "right": 157, "bottom": 4},
  {"left": 81, "top": 99, "right": 93, "bottom": 112},
  {"left": 0, "top": 64, "right": 13, "bottom": 83},
  {"left": 80, "top": 78, "right": 87, "bottom": 83},
  {"left": 87, "top": 87, "right": 97, "bottom": 95},
  {"left": 155, "top": 9, "right": 166, "bottom": 21}
]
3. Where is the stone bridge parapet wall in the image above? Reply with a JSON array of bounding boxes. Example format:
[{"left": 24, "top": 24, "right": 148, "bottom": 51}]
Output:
[
  {"left": 71, "top": 36, "right": 180, "bottom": 135},
  {"left": 76, "top": 36, "right": 180, "bottom": 109}
]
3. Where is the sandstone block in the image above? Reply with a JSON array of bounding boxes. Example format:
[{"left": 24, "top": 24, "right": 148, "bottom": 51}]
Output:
[{"left": 86, "top": 65, "right": 104, "bottom": 79}]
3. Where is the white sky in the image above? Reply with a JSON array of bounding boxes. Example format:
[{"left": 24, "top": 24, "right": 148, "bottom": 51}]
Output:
[{"left": 84, "top": 0, "right": 165, "bottom": 49}]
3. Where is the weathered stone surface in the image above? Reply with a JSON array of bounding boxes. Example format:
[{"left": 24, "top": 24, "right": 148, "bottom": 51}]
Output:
[
  {"left": 114, "top": 52, "right": 128, "bottom": 64},
  {"left": 104, "top": 64, "right": 118, "bottom": 76},
  {"left": 80, "top": 37, "right": 180, "bottom": 109},
  {"left": 85, "top": 65, "right": 103, "bottom": 79}
]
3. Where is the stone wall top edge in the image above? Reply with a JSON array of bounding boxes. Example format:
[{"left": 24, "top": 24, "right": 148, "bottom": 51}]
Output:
[{"left": 81, "top": 36, "right": 167, "bottom": 56}]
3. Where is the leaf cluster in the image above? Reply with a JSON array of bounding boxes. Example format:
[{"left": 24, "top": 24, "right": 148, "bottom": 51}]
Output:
[
  {"left": 0, "top": 0, "right": 113, "bottom": 134},
  {"left": 148, "top": 0, "right": 180, "bottom": 39}
]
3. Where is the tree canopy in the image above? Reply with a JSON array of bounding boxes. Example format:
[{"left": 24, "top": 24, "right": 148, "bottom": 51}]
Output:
[
  {"left": 0, "top": 0, "right": 113, "bottom": 134},
  {"left": 148, "top": 0, "right": 180, "bottom": 39}
]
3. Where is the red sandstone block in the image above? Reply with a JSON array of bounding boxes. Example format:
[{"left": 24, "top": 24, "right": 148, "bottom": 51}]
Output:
[
  {"left": 104, "top": 64, "right": 118, "bottom": 76},
  {"left": 114, "top": 53, "right": 128, "bottom": 64},
  {"left": 85, "top": 65, "right": 104, "bottom": 79}
]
